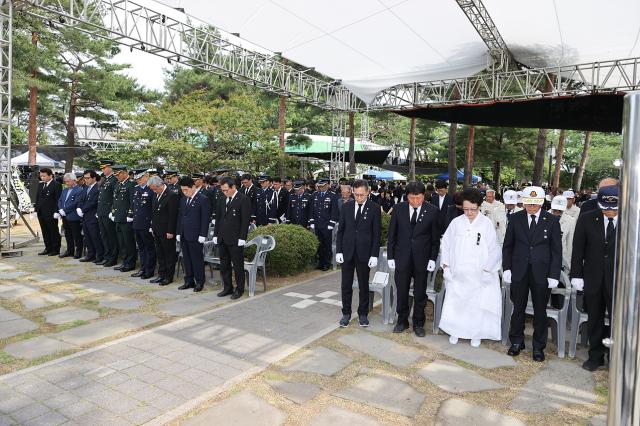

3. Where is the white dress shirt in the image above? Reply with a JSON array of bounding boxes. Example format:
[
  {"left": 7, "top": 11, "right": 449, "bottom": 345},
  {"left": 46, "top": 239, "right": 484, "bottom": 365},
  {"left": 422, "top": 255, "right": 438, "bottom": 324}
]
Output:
[{"left": 409, "top": 205, "right": 422, "bottom": 222}]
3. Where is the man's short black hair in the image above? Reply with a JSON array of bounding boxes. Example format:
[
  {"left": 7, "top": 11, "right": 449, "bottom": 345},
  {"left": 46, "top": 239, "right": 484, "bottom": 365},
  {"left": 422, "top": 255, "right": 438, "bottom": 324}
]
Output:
[
  {"left": 273, "top": 177, "right": 282, "bottom": 183},
  {"left": 178, "top": 176, "right": 194, "bottom": 187},
  {"left": 435, "top": 180, "right": 448, "bottom": 190},
  {"left": 40, "top": 168, "right": 53, "bottom": 176},
  {"left": 220, "top": 176, "right": 236, "bottom": 187},
  {"left": 426, "top": 184, "right": 435, "bottom": 192},
  {"left": 241, "top": 173, "right": 253, "bottom": 181},
  {"left": 405, "top": 181, "right": 426, "bottom": 195},
  {"left": 83, "top": 170, "right": 99, "bottom": 180},
  {"left": 462, "top": 188, "right": 483, "bottom": 206},
  {"left": 352, "top": 179, "right": 369, "bottom": 191}
]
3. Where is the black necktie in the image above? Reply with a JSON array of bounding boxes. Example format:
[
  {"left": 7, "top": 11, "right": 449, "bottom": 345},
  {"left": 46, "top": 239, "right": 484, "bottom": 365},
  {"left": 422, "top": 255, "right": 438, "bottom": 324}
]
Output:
[
  {"left": 606, "top": 217, "right": 615, "bottom": 243},
  {"left": 529, "top": 214, "right": 536, "bottom": 234},
  {"left": 356, "top": 203, "right": 363, "bottom": 224},
  {"left": 411, "top": 207, "right": 417, "bottom": 232},
  {"left": 226, "top": 197, "right": 230, "bottom": 212}
]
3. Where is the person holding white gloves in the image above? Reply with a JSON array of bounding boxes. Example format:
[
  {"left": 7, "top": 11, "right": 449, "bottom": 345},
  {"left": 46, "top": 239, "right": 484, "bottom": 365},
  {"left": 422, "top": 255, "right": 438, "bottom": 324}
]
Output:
[
  {"left": 335, "top": 179, "right": 381, "bottom": 328},
  {"left": 213, "top": 177, "right": 251, "bottom": 300},
  {"left": 175, "top": 176, "right": 211, "bottom": 293},
  {"left": 502, "top": 186, "right": 562, "bottom": 362}
]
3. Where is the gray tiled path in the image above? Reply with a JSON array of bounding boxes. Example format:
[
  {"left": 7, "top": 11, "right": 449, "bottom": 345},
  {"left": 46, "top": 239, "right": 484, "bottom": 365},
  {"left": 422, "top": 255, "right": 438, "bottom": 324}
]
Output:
[{"left": 0, "top": 272, "right": 343, "bottom": 426}]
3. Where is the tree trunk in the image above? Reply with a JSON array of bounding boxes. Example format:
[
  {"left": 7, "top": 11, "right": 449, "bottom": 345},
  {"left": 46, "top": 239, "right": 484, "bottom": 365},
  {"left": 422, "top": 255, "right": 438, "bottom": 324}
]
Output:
[
  {"left": 574, "top": 131, "right": 591, "bottom": 191},
  {"left": 348, "top": 112, "right": 356, "bottom": 175},
  {"left": 463, "top": 125, "right": 474, "bottom": 188},
  {"left": 28, "top": 31, "right": 38, "bottom": 167},
  {"left": 493, "top": 132, "right": 503, "bottom": 189},
  {"left": 64, "top": 78, "right": 78, "bottom": 173},
  {"left": 447, "top": 123, "right": 458, "bottom": 194},
  {"left": 408, "top": 117, "right": 416, "bottom": 181},
  {"left": 278, "top": 95, "right": 286, "bottom": 178},
  {"left": 552, "top": 129, "right": 565, "bottom": 188}
]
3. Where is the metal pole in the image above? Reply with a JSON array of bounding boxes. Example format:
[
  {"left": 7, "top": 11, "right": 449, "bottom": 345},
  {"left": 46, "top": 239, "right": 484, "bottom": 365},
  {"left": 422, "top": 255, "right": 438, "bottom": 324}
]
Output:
[{"left": 608, "top": 91, "right": 640, "bottom": 425}]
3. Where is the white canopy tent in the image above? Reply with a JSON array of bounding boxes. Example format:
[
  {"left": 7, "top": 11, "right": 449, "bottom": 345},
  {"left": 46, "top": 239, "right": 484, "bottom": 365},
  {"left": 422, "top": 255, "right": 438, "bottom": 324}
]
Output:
[{"left": 10, "top": 151, "right": 65, "bottom": 169}]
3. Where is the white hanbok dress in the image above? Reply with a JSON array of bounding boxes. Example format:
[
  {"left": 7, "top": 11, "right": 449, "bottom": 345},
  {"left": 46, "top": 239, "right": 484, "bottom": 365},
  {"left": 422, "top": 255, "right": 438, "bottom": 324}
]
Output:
[{"left": 439, "top": 213, "right": 502, "bottom": 340}]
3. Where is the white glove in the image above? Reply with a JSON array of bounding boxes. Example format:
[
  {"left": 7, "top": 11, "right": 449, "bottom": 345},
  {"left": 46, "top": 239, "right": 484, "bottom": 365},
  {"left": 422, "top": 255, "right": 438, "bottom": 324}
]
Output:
[
  {"left": 109, "top": 212, "right": 114, "bottom": 221},
  {"left": 310, "top": 224, "right": 315, "bottom": 230},
  {"left": 503, "top": 270, "right": 512, "bottom": 283},
  {"left": 547, "top": 278, "right": 559, "bottom": 289},
  {"left": 148, "top": 228, "right": 153, "bottom": 234},
  {"left": 76, "top": 208, "right": 84, "bottom": 217},
  {"left": 387, "top": 259, "right": 396, "bottom": 269},
  {"left": 336, "top": 253, "right": 344, "bottom": 264},
  {"left": 126, "top": 217, "right": 133, "bottom": 223},
  {"left": 571, "top": 278, "right": 584, "bottom": 291},
  {"left": 427, "top": 260, "right": 436, "bottom": 272},
  {"left": 198, "top": 236, "right": 206, "bottom": 244},
  {"left": 53, "top": 213, "right": 60, "bottom": 219},
  {"left": 58, "top": 209, "right": 66, "bottom": 217},
  {"left": 443, "top": 267, "right": 453, "bottom": 281},
  {"left": 176, "top": 235, "right": 181, "bottom": 242},
  {"left": 213, "top": 237, "right": 218, "bottom": 245},
  {"left": 328, "top": 225, "right": 334, "bottom": 230},
  {"left": 238, "top": 239, "right": 246, "bottom": 246},
  {"left": 210, "top": 219, "right": 215, "bottom": 225},
  {"left": 368, "top": 257, "right": 378, "bottom": 268}
]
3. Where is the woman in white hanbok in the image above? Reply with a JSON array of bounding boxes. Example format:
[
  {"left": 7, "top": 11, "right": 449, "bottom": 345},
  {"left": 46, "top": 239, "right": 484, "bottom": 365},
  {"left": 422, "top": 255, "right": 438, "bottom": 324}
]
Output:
[{"left": 439, "top": 188, "right": 502, "bottom": 347}]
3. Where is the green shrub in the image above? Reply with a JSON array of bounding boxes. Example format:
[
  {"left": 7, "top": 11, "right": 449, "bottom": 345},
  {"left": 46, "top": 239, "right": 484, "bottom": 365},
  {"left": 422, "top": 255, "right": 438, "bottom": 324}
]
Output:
[
  {"left": 246, "top": 224, "right": 319, "bottom": 276},
  {"left": 380, "top": 212, "right": 391, "bottom": 247}
]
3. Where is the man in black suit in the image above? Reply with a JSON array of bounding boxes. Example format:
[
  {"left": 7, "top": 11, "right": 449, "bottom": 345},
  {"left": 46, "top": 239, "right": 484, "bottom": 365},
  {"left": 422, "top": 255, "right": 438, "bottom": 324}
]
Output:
[
  {"left": 240, "top": 173, "right": 258, "bottom": 223},
  {"left": 34, "top": 167, "right": 62, "bottom": 256},
  {"left": 387, "top": 181, "right": 440, "bottom": 337},
  {"left": 176, "top": 176, "right": 210, "bottom": 292},
  {"left": 214, "top": 177, "right": 251, "bottom": 299},
  {"left": 149, "top": 176, "right": 179, "bottom": 286},
  {"left": 571, "top": 184, "right": 619, "bottom": 371},
  {"left": 336, "top": 179, "right": 381, "bottom": 328},
  {"left": 503, "top": 186, "right": 562, "bottom": 361},
  {"left": 272, "top": 177, "right": 289, "bottom": 223},
  {"left": 579, "top": 177, "right": 618, "bottom": 217},
  {"left": 430, "top": 179, "right": 454, "bottom": 235},
  {"left": 77, "top": 170, "right": 103, "bottom": 263}
]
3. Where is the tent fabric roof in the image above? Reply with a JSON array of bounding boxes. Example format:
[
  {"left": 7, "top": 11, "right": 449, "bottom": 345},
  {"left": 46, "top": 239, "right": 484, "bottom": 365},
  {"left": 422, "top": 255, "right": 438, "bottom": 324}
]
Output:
[
  {"left": 159, "top": 0, "right": 640, "bottom": 104},
  {"left": 285, "top": 134, "right": 391, "bottom": 165}
]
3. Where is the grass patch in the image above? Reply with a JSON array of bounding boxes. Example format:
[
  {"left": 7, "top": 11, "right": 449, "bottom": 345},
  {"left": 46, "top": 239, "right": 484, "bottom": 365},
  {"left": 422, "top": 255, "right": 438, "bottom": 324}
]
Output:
[
  {"left": 596, "top": 384, "right": 609, "bottom": 398},
  {"left": 55, "top": 320, "right": 89, "bottom": 332},
  {"left": 0, "top": 352, "right": 15, "bottom": 364},
  {"left": 82, "top": 299, "right": 99, "bottom": 306}
]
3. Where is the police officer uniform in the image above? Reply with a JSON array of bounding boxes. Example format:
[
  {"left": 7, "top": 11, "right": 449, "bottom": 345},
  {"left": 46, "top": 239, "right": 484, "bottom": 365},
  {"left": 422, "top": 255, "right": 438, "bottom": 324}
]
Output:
[
  {"left": 309, "top": 179, "right": 339, "bottom": 271},
  {"left": 255, "top": 175, "right": 276, "bottom": 226},
  {"left": 131, "top": 169, "right": 156, "bottom": 279},
  {"left": 286, "top": 180, "right": 312, "bottom": 227},
  {"left": 111, "top": 165, "right": 137, "bottom": 272},
  {"left": 97, "top": 160, "right": 118, "bottom": 266}
]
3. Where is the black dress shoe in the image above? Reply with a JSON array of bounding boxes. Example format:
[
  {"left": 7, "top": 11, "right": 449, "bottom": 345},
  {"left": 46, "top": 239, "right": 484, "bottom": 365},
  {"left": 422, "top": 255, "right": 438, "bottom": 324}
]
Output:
[
  {"left": 79, "top": 257, "right": 95, "bottom": 263},
  {"left": 532, "top": 349, "right": 545, "bottom": 362},
  {"left": 178, "top": 283, "right": 194, "bottom": 290},
  {"left": 120, "top": 266, "right": 135, "bottom": 272},
  {"left": 393, "top": 322, "right": 409, "bottom": 333},
  {"left": 339, "top": 314, "right": 351, "bottom": 328},
  {"left": 193, "top": 285, "right": 204, "bottom": 293},
  {"left": 48, "top": 251, "right": 60, "bottom": 256},
  {"left": 59, "top": 252, "right": 72, "bottom": 258},
  {"left": 231, "top": 291, "right": 243, "bottom": 300},
  {"left": 131, "top": 271, "right": 145, "bottom": 277},
  {"left": 73, "top": 255, "right": 82, "bottom": 259},
  {"left": 113, "top": 264, "right": 124, "bottom": 270},
  {"left": 582, "top": 358, "right": 605, "bottom": 372},
  {"left": 150, "top": 277, "right": 163, "bottom": 284},
  {"left": 507, "top": 343, "right": 525, "bottom": 356},
  {"left": 413, "top": 326, "right": 426, "bottom": 337},
  {"left": 217, "top": 289, "right": 233, "bottom": 297},
  {"left": 159, "top": 279, "right": 172, "bottom": 286},
  {"left": 141, "top": 274, "right": 154, "bottom": 279},
  {"left": 358, "top": 315, "right": 369, "bottom": 327},
  {"left": 94, "top": 259, "right": 105, "bottom": 264},
  {"left": 38, "top": 250, "right": 49, "bottom": 256}
]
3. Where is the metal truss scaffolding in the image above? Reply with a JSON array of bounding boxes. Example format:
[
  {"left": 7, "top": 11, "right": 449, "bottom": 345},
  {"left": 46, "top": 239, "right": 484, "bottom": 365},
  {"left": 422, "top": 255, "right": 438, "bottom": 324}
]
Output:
[
  {"left": 75, "top": 125, "right": 146, "bottom": 151},
  {"left": 20, "top": 0, "right": 361, "bottom": 111},
  {"left": 330, "top": 112, "right": 347, "bottom": 183},
  {"left": 0, "top": 0, "right": 13, "bottom": 255}
]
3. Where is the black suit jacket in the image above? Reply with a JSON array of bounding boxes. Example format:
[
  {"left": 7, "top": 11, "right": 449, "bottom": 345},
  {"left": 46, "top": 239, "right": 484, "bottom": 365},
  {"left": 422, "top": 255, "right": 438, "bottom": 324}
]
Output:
[
  {"left": 336, "top": 200, "right": 381, "bottom": 262},
  {"left": 79, "top": 184, "right": 100, "bottom": 225},
  {"left": 214, "top": 191, "right": 251, "bottom": 245},
  {"left": 502, "top": 209, "right": 562, "bottom": 284},
  {"left": 387, "top": 201, "right": 440, "bottom": 270},
  {"left": 570, "top": 209, "right": 617, "bottom": 293},
  {"left": 152, "top": 189, "right": 179, "bottom": 236},
  {"left": 579, "top": 198, "right": 598, "bottom": 216},
  {"left": 430, "top": 193, "right": 454, "bottom": 234},
  {"left": 35, "top": 180, "right": 62, "bottom": 219},
  {"left": 241, "top": 184, "right": 259, "bottom": 220},
  {"left": 274, "top": 188, "right": 289, "bottom": 222},
  {"left": 176, "top": 191, "right": 210, "bottom": 242}
]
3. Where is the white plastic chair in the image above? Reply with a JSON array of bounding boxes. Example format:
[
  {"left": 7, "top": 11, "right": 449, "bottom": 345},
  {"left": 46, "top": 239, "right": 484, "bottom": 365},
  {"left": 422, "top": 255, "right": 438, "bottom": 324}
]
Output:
[
  {"left": 352, "top": 247, "right": 394, "bottom": 324},
  {"left": 243, "top": 235, "right": 276, "bottom": 296}
]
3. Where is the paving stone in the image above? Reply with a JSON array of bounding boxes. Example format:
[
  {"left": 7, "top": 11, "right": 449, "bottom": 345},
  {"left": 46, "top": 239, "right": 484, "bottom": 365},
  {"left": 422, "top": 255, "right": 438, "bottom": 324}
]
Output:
[
  {"left": 412, "top": 334, "right": 458, "bottom": 352},
  {"left": 0, "top": 318, "right": 38, "bottom": 339},
  {"left": 0, "top": 271, "right": 30, "bottom": 280},
  {"left": 266, "top": 379, "right": 321, "bottom": 404},
  {"left": 418, "top": 360, "right": 504, "bottom": 393},
  {"left": 71, "top": 282, "right": 137, "bottom": 295},
  {"left": 43, "top": 307, "right": 99, "bottom": 325},
  {"left": 436, "top": 398, "right": 525, "bottom": 426},
  {"left": 0, "top": 393, "right": 35, "bottom": 413},
  {"left": 9, "top": 403, "right": 50, "bottom": 424},
  {"left": 441, "top": 345, "right": 517, "bottom": 369},
  {"left": 52, "top": 313, "right": 160, "bottom": 345},
  {"left": 4, "top": 336, "right": 77, "bottom": 360},
  {"left": 333, "top": 374, "right": 425, "bottom": 417},
  {"left": 121, "top": 405, "right": 161, "bottom": 424},
  {"left": 0, "top": 414, "right": 14, "bottom": 426},
  {"left": 183, "top": 390, "right": 285, "bottom": 426},
  {"left": 0, "top": 306, "right": 21, "bottom": 322},
  {"left": 56, "top": 399, "right": 95, "bottom": 419},
  {"left": 150, "top": 287, "right": 191, "bottom": 299},
  {"left": 157, "top": 294, "right": 228, "bottom": 316},
  {"left": 310, "top": 406, "right": 381, "bottom": 426},
  {"left": 362, "top": 315, "right": 395, "bottom": 333},
  {"left": 338, "top": 332, "right": 422, "bottom": 368},
  {"left": 590, "top": 414, "right": 607, "bottom": 426},
  {"left": 98, "top": 295, "right": 145, "bottom": 310},
  {"left": 42, "top": 392, "right": 80, "bottom": 410},
  {"left": 28, "top": 272, "right": 77, "bottom": 284},
  {"left": 20, "top": 292, "right": 77, "bottom": 310},
  {"left": 510, "top": 360, "right": 597, "bottom": 413},
  {"left": 283, "top": 346, "right": 352, "bottom": 376},
  {"left": 0, "top": 284, "right": 39, "bottom": 299},
  {"left": 23, "top": 411, "right": 68, "bottom": 426}
]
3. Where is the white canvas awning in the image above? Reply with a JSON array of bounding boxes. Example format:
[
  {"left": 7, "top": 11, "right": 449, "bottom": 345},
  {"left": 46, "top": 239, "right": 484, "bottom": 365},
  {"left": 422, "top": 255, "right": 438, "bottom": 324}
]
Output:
[{"left": 11, "top": 151, "right": 65, "bottom": 168}]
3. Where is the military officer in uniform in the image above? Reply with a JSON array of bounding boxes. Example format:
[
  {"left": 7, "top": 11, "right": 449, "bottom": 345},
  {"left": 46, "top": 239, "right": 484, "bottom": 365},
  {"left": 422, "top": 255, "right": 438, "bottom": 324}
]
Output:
[
  {"left": 131, "top": 169, "right": 156, "bottom": 279},
  {"left": 111, "top": 165, "right": 137, "bottom": 272},
  {"left": 205, "top": 176, "right": 223, "bottom": 225},
  {"left": 164, "top": 170, "right": 180, "bottom": 195},
  {"left": 255, "top": 175, "right": 275, "bottom": 226},
  {"left": 309, "top": 178, "right": 339, "bottom": 271},
  {"left": 96, "top": 160, "right": 119, "bottom": 266},
  {"left": 286, "top": 180, "right": 312, "bottom": 227},
  {"left": 149, "top": 175, "right": 179, "bottom": 285}
]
